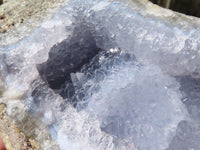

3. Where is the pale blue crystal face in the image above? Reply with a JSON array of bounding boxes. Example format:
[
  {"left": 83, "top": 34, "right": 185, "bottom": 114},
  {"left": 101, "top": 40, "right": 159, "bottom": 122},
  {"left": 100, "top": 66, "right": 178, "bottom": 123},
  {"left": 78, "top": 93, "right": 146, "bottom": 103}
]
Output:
[{"left": 0, "top": 0, "right": 200, "bottom": 150}]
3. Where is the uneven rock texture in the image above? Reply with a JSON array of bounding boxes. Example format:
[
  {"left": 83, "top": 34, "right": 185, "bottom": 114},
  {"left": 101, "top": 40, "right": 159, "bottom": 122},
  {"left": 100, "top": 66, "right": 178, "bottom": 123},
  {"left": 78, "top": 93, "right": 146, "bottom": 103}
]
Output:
[
  {"left": 0, "top": 103, "right": 38, "bottom": 150},
  {"left": 0, "top": 0, "right": 71, "bottom": 45}
]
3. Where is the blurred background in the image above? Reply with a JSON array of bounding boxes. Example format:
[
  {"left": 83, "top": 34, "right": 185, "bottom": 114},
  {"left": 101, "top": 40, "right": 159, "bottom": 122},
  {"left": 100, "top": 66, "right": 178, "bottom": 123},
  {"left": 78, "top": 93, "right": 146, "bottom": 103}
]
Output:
[
  {"left": 0, "top": 0, "right": 200, "bottom": 17},
  {"left": 149, "top": 0, "right": 200, "bottom": 17}
]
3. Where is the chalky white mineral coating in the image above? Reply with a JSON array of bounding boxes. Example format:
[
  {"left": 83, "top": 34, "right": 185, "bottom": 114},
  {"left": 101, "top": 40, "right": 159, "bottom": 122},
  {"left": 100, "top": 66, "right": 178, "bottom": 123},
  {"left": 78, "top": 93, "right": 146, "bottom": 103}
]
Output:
[{"left": 0, "top": 0, "right": 200, "bottom": 150}]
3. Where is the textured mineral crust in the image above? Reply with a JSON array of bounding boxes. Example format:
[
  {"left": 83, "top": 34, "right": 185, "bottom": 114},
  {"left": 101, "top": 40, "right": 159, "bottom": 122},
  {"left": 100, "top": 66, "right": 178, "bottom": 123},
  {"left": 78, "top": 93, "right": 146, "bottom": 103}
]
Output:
[{"left": 0, "top": 0, "right": 200, "bottom": 150}]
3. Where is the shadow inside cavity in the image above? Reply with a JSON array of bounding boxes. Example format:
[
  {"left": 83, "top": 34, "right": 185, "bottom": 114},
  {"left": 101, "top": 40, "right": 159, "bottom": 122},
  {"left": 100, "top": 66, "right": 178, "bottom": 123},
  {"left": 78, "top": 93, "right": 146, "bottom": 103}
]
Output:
[
  {"left": 167, "top": 76, "right": 200, "bottom": 150},
  {"left": 36, "top": 18, "right": 114, "bottom": 109},
  {"left": 176, "top": 76, "right": 200, "bottom": 122},
  {"left": 37, "top": 22, "right": 102, "bottom": 91}
]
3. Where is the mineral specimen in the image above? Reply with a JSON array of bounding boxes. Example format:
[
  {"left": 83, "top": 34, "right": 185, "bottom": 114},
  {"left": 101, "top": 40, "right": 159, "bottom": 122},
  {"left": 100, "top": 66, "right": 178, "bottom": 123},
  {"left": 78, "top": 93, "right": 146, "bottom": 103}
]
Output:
[{"left": 0, "top": 0, "right": 200, "bottom": 150}]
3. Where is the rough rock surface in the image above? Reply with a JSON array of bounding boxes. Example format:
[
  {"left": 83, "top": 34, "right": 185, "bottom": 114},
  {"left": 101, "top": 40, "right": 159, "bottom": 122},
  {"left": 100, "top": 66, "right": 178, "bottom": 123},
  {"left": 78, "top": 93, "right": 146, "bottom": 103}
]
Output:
[
  {"left": 0, "top": 0, "right": 71, "bottom": 45},
  {"left": 0, "top": 103, "right": 38, "bottom": 150}
]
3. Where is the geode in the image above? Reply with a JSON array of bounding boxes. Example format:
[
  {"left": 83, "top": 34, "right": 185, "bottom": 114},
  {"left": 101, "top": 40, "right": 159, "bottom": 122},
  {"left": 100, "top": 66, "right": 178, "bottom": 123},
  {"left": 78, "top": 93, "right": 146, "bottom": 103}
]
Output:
[{"left": 0, "top": 0, "right": 200, "bottom": 150}]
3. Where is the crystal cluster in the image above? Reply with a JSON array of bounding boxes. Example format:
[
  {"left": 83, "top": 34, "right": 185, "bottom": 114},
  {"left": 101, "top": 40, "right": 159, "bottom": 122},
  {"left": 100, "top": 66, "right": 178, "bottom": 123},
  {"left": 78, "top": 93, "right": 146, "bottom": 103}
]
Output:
[{"left": 0, "top": 0, "right": 200, "bottom": 150}]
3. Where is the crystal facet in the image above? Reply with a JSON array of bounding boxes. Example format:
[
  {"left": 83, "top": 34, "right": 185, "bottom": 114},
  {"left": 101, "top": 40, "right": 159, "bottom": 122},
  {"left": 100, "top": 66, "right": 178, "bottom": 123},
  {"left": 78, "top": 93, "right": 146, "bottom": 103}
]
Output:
[{"left": 0, "top": 0, "right": 200, "bottom": 150}]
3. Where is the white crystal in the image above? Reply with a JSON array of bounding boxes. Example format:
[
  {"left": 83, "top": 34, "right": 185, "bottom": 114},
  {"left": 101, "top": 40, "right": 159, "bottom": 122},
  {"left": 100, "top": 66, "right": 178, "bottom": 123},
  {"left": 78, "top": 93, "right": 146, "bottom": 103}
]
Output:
[{"left": 0, "top": 0, "right": 200, "bottom": 150}]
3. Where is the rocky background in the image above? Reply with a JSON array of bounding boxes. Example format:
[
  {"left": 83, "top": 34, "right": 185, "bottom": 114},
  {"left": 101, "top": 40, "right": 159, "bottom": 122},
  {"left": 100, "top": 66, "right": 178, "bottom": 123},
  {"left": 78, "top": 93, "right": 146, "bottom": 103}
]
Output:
[
  {"left": 0, "top": 0, "right": 66, "bottom": 34},
  {"left": 149, "top": 0, "right": 200, "bottom": 17},
  {"left": 0, "top": 0, "right": 71, "bottom": 45},
  {"left": 0, "top": 1, "right": 67, "bottom": 149},
  {"left": 0, "top": 0, "right": 199, "bottom": 35}
]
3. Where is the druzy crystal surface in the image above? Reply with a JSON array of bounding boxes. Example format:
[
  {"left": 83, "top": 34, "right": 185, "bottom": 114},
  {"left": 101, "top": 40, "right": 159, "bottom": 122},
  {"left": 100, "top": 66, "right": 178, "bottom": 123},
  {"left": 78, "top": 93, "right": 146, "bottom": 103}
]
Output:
[{"left": 0, "top": 0, "right": 200, "bottom": 150}]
